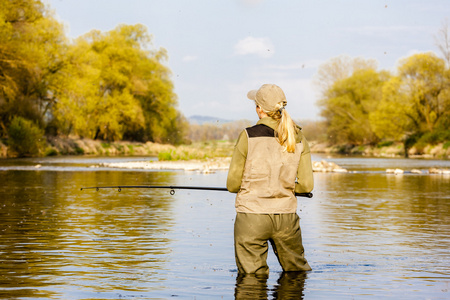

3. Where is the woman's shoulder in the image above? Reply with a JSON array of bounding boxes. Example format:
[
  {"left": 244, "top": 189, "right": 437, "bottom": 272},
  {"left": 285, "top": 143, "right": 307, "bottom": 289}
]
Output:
[
  {"left": 295, "top": 125, "right": 304, "bottom": 143},
  {"left": 245, "top": 124, "right": 275, "bottom": 138}
]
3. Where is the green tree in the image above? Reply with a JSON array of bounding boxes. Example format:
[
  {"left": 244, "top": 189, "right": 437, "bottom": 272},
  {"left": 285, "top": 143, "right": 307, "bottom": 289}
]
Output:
[
  {"left": 8, "top": 116, "right": 45, "bottom": 157},
  {"left": 54, "top": 24, "right": 184, "bottom": 143},
  {"left": 0, "top": 0, "right": 66, "bottom": 137},
  {"left": 1, "top": 1, "right": 186, "bottom": 146},
  {"left": 371, "top": 52, "right": 450, "bottom": 154},
  {"left": 397, "top": 52, "right": 449, "bottom": 134},
  {"left": 370, "top": 77, "right": 412, "bottom": 141},
  {"left": 319, "top": 68, "right": 389, "bottom": 145}
]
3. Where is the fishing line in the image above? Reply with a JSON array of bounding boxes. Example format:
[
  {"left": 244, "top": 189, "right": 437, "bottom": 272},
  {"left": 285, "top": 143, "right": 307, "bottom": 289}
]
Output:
[{"left": 80, "top": 185, "right": 313, "bottom": 198}]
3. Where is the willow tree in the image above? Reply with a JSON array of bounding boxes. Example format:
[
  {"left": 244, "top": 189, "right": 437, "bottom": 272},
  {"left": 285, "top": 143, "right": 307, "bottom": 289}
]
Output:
[
  {"left": 54, "top": 24, "right": 185, "bottom": 143},
  {"left": 318, "top": 69, "right": 389, "bottom": 145},
  {"left": 398, "top": 53, "right": 449, "bottom": 133},
  {"left": 0, "top": 0, "right": 66, "bottom": 137},
  {"left": 371, "top": 52, "right": 450, "bottom": 153},
  {"left": 369, "top": 77, "right": 412, "bottom": 141}
]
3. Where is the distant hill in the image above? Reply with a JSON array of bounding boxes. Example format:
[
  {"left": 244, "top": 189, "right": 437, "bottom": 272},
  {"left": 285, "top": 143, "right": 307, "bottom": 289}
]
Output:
[{"left": 188, "top": 115, "right": 233, "bottom": 125}]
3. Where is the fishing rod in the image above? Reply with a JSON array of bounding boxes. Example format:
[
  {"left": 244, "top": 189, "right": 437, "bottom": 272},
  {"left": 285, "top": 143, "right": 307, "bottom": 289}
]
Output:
[{"left": 80, "top": 185, "right": 313, "bottom": 198}]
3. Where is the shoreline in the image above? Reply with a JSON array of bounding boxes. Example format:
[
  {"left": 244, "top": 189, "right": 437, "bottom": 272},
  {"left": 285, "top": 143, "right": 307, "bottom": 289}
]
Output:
[
  {"left": 309, "top": 141, "right": 450, "bottom": 160},
  {"left": 1, "top": 137, "right": 449, "bottom": 160},
  {"left": 97, "top": 157, "right": 449, "bottom": 175}
]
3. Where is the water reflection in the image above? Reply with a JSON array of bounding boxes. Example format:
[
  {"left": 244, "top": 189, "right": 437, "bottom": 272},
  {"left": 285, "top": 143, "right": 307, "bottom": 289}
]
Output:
[
  {"left": 235, "top": 271, "right": 307, "bottom": 299},
  {"left": 309, "top": 170, "right": 450, "bottom": 291},
  {"left": 0, "top": 170, "right": 176, "bottom": 299},
  {"left": 0, "top": 156, "right": 449, "bottom": 299}
]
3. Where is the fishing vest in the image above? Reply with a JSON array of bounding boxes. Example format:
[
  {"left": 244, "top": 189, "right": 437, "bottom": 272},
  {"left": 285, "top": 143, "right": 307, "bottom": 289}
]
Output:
[{"left": 235, "top": 124, "right": 303, "bottom": 214}]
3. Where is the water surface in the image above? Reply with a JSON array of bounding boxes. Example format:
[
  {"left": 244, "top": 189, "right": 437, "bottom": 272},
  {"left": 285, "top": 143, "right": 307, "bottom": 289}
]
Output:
[{"left": 0, "top": 155, "right": 449, "bottom": 299}]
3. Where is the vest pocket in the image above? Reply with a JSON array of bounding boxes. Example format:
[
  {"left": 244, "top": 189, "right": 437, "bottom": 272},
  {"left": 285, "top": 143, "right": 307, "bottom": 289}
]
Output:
[{"left": 243, "top": 161, "right": 272, "bottom": 197}]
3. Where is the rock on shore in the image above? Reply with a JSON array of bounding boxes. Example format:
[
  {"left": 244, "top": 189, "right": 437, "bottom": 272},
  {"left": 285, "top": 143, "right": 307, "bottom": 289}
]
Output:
[
  {"left": 100, "top": 158, "right": 350, "bottom": 174},
  {"left": 99, "top": 158, "right": 450, "bottom": 176},
  {"left": 386, "top": 168, "right": 450, "bottom": 175},
  {"left": 101, "top": 158, "right": 231, "bottom": 174},
  {"left": 312, "top": 160, "right": 348, "bottom": 173}
]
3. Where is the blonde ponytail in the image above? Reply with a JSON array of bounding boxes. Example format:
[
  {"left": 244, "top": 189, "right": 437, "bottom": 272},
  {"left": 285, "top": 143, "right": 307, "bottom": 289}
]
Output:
[{"left": 265, "top": 103, "right": 298, "bottom": 153}]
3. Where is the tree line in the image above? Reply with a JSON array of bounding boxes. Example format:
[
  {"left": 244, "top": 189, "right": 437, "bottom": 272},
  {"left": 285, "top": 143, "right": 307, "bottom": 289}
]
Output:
[
  {"left": 1, "top": 0, "right": 188, "bottom": 156},
  {"left": 187, "top": 120, "right": 253, "bottom": 142},
  {"left": 314, "top": 22, "right": 450, "bottom": 155},
  {"left": 1, "top": 0, "right": 449, "bottom": 157}
]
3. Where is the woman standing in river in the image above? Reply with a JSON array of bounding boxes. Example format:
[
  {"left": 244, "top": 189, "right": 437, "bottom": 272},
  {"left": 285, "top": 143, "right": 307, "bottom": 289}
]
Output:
[{"left": 227, "top": 83, "right": 314, "bottom": 274}]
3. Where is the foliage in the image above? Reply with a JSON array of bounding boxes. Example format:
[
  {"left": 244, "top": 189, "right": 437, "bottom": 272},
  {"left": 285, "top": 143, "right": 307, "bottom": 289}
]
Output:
[
  {"left": 158, "top": 141, "right": 234, "bottom": 161},
  {"left": 371, "top": 52, "right": 450, "bottom": 154},
  {"left": 44, "top": 147, "right": 58, "bottom": 156},
  {"left": 1, "top": 0, "right": 449, "bottom": 158},
  {"left": 0, "top": 0, "right": 66, "bottom": 138},
  {"left": 0, "top": 0, "right": 186, "bottom": 147},
  {"left": 54, "top": 24, "right": 183, "bottom": 143},
  {"left": 7, "top": 116, "right": 45, "bottom": 157},
  {"left": 318, "top": 50, "right": 450, "bottom": 155},
  {"left": 318, "top": 69, "right": 389, "bottom": 145},
  {"left": 398, "top": 53, "right": 448, "bottom": 132},
  {"left": 377, "top": 140, "right": 394, "bottom": 148},
  {"left": 369, "top": 76, "right": 411, "bottom": 140},
  {"left": 417, "top": 129, "right": 450, "bottom": 146}
]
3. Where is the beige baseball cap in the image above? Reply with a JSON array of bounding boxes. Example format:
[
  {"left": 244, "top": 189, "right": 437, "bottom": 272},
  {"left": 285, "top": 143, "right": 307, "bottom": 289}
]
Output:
[{"left": 247, "top": 84, "right": 287, "bottom": 112}]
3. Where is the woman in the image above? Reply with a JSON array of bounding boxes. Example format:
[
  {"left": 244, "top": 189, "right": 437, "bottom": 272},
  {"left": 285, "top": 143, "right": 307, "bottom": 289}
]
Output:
[{"left": 227, "top": 84, "right": 314, "bottom": 274}]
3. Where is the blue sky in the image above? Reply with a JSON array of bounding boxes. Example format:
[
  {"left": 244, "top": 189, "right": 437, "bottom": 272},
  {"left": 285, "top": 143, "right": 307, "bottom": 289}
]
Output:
[{"left": 45, "top": 0, "right": 450, "bottom": 122}]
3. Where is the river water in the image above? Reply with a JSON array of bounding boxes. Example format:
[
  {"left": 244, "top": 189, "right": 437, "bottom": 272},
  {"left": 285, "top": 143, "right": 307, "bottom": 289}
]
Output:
[{"left": 0, "top": 154, "right": 449, "bottom": 299}]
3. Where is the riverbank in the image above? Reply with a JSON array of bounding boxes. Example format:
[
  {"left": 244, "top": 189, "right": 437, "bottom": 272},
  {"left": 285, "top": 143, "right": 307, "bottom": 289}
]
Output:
[
  {"left": 309, "top": 141, "right": 450, "bottom": 159},
  {"left": 97, "top": 158, "right": 449, "bottom": 175},
  {"left": 1, "top": 138, "right": 448, "bottom": 174},
  {"left": 1, "top": 137, "right": 449, "bottom": 160},
  {"left": 0, "top": 137, "right": 235, "bottom": 160},
  {"left": 98, "top": 158, "right": 350, "bottom": 173}
]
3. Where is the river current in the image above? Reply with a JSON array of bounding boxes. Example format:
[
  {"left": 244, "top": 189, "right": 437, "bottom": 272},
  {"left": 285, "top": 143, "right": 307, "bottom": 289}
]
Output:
[{"left": 0, "top": 154, "right": 449, "bottom": 299}]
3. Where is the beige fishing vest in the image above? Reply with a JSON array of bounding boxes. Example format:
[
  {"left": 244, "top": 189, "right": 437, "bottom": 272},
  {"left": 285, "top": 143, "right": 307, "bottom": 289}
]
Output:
[{"left": 235, "top": 124, "right": 303, "bottom": 214}]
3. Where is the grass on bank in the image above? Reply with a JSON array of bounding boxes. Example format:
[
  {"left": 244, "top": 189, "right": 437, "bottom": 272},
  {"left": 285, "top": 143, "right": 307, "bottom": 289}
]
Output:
[
  {"left": 29, "top": 137, "right": 235, "bottom": 160},
  {"left": 157, "top": 140, "right": 235, "bottom": 161},
  {"left": 2, "top": 132, "right": 449, "bottom": 159}
]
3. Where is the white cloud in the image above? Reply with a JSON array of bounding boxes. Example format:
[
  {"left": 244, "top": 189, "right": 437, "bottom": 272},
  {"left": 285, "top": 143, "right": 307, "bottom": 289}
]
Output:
[{"left": 234, "top": 36, "right": 274, "bottom": 58}]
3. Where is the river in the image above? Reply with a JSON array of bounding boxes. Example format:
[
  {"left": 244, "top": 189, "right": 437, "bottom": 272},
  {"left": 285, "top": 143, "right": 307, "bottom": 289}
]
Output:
[{"left": 0, "top": 154, "right": 449, "bottom": 299}]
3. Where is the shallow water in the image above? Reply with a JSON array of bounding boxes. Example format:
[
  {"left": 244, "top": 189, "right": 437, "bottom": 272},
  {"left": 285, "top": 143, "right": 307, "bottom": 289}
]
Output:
[{"left": 0, "top": 155, "right": 449, "bottom": 299}]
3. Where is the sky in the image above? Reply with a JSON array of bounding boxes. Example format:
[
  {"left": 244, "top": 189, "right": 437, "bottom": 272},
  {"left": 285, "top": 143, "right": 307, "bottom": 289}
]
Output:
[{"left": 45, "top": 0, "right": 450, "bottom": 122}]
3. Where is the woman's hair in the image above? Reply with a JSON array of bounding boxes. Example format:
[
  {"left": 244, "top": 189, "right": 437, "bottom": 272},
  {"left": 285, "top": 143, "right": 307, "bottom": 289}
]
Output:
[{"left": 261, "top": 103, "right": 298, "bottom": 153}]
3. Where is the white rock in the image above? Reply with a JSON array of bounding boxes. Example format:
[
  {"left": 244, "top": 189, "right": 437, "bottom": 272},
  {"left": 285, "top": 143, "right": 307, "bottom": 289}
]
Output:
[{"left": 394, "top": 168, "right": 404, "bottom": 174}]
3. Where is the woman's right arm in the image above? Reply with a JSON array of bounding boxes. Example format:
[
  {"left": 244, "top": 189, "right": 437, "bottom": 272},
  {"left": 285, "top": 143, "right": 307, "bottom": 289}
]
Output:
[{"left": 226, "top": 130, "right": 248, "bottom": 193}]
